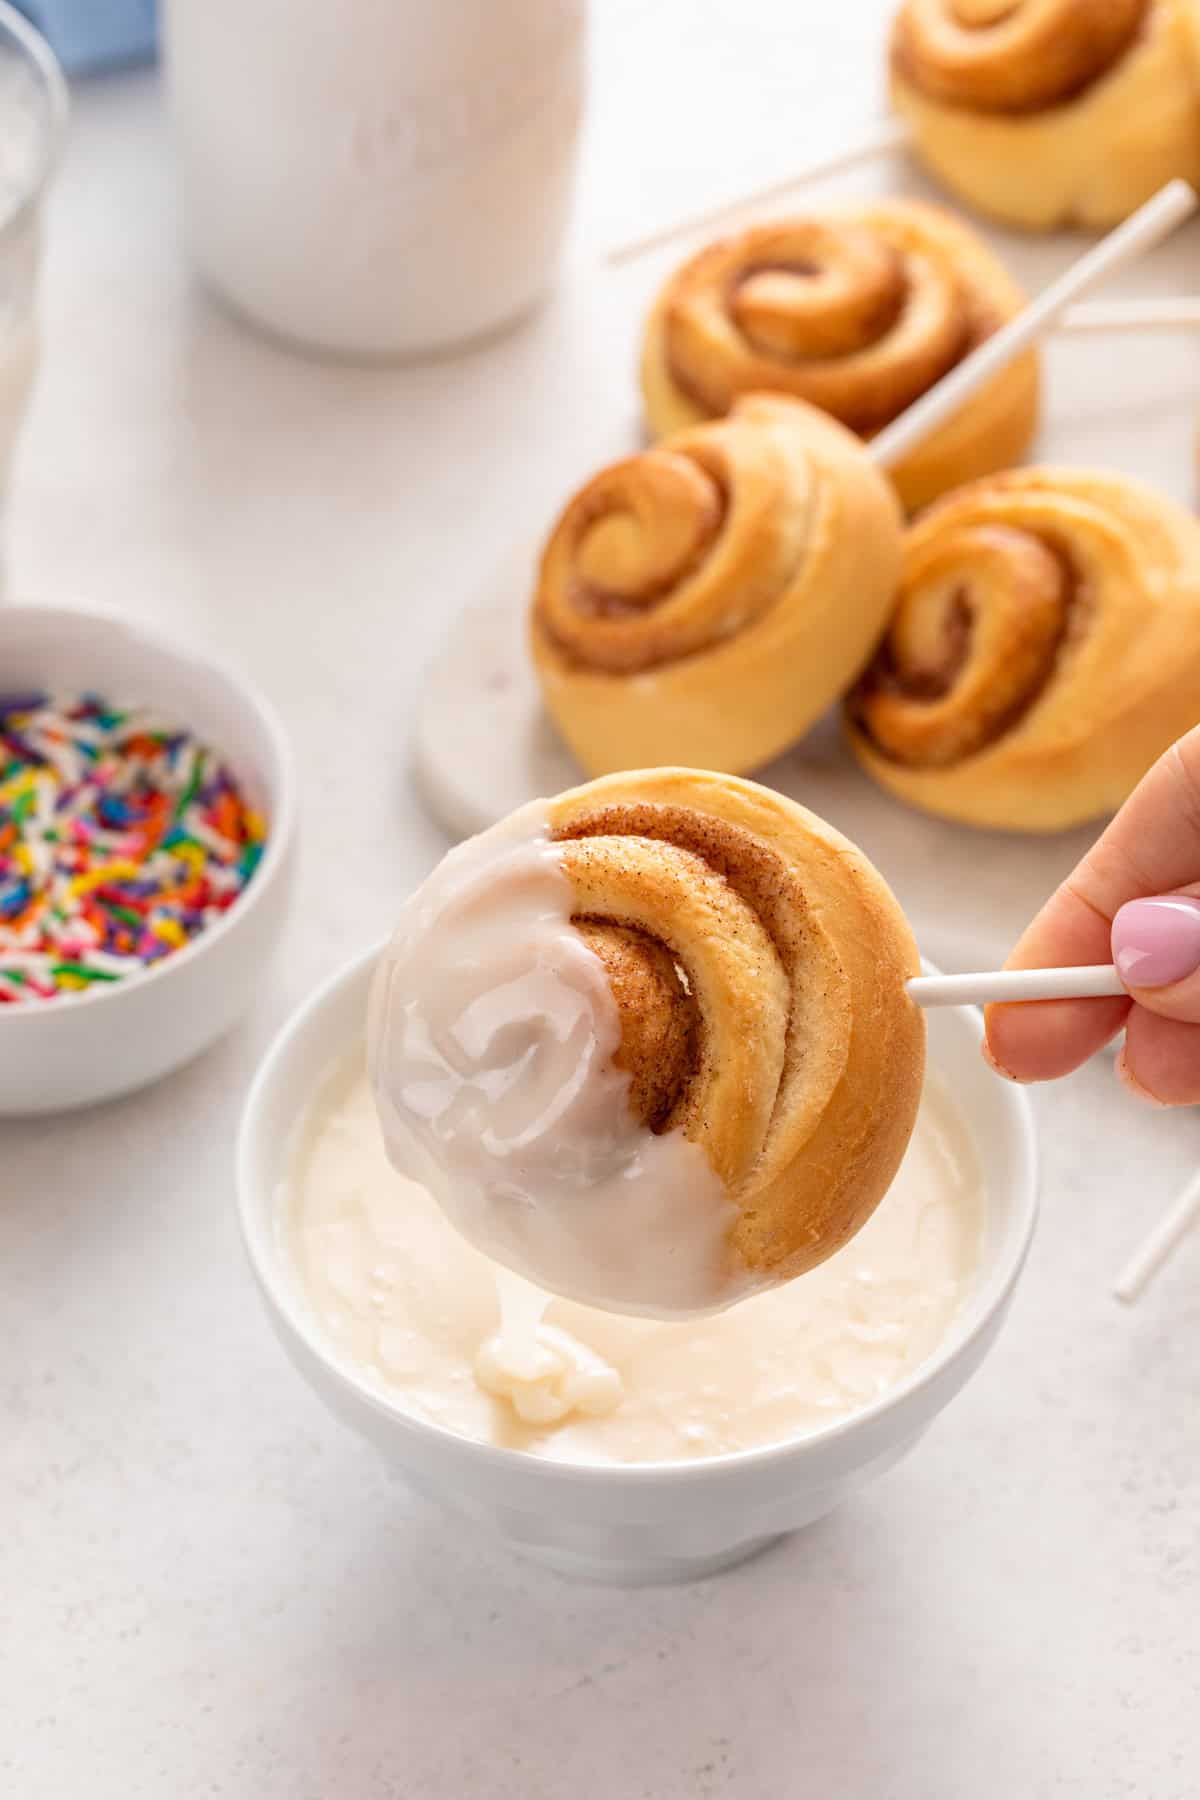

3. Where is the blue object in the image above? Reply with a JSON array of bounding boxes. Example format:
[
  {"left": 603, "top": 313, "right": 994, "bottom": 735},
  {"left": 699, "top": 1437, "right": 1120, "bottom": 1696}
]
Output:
[{"left": 12, "top": 0, "right": 157, "bottom": 74}]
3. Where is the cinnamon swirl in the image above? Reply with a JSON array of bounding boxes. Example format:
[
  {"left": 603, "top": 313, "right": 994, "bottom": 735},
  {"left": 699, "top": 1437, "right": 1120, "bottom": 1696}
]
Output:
[
  {"left": 368, "top": 769, "right": 926, "bottom": 1316},
  {"left": 641, "top": 200, "right": 1039, "bottom": 510},
  {"left": 890, "top": 0, "right": 1200, "bottom": 229},
  {"left": 847, "top": 467, "right": 1200, "bottom": 829},
  {"left": 530, "top": 394, "right": 903, "bottom": 777}
]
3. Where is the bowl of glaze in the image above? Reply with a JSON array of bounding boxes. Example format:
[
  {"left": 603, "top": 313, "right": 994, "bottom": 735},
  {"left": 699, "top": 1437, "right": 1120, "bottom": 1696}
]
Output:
[
  {"left": 0, "top": 604, "right": 296, "bottom": 1113},
  {"left": 238, "top": 943, "right": 1038, "bottom": 1586}
]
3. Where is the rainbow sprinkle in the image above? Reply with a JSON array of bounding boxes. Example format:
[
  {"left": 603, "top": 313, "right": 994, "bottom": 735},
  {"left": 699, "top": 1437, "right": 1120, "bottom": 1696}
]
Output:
[{"left": 0, "top": 692, "right": 267, "bottom": 1004}]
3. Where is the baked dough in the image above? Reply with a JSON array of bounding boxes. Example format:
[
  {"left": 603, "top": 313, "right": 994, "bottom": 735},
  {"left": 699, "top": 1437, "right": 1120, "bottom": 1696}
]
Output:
[
  {"left": 369, "top": 765, "right": 926, "bottom": 1310},
  {"left": 530, "top": 395, "right": 903, "bottom": 777},
  {"left": 890, "top": 0, "right": 1200, "bottom": 230},
  {"left": 640, "top": 199, "right": 1039, "bottom": 511},
  {"left": 847, "top": 466, "right": 1200, "bottom": 829}
]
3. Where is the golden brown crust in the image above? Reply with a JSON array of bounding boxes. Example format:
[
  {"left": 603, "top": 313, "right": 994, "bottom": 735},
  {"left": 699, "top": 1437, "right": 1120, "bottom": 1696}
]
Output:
[
  {"left": 531, "top": 395, "right": 903, "bottom": 777},
  {"left": 640, "top": 200, "right": 1038, "bottom": 511},
  {"left": 547, "top": 769, "right": 926, "bottom": 1285},
  {"left": 846, "top": 467, "right": 1200, "bottom": 830},
  {"left": 890, "top": 0, "right": 1200, "bottom": 229},
  {"left": 891, "top": 0, "right": 1148, "bottom": 114}
]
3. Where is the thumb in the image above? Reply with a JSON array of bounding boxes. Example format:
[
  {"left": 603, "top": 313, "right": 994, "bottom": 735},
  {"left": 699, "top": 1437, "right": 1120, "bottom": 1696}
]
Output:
[{"left": 1112, "top": 888, "right": 1200, "bottom": 1023}]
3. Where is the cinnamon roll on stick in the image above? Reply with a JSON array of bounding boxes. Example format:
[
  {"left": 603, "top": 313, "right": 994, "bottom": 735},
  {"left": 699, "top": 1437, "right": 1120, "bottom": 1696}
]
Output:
[
  {"left": 890, "top": 0, "right": 1200, "bottom": 229},
  {"left": 847, "top": 467, "right": 1200, "bottom": 830},
  {"left": 368, "top": 769, "right": 926, "bottom": 1317},
  {"left": 640, "top": 200, "right": 1039, "bottom": 511},
  {"left": 530, "top": 394, "right": 903, "bottom": 778}
]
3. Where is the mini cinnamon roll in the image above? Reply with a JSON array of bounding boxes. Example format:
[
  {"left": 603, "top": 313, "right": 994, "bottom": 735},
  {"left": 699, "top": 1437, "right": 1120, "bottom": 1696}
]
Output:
[
  {"left": 847, "top": 467, "right": 1200, "bottom": 830},
  {"left": 530, "top": 394, "right": 903, "bottom": 777},
  {"left": 641, "top": 200, "right": 1039, "bottom": 510},
  {"left": 368, "top": 769, "right": 926, "bottom": 1316},
  {"left": 890, "top": 0, "right": 1200, "bottom": 229}
]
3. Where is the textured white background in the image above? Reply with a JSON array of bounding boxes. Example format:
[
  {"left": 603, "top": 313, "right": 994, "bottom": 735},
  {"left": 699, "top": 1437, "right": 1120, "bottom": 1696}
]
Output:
[{"left": 3, "top": 4, "right": 1199, "bottom": 1795}]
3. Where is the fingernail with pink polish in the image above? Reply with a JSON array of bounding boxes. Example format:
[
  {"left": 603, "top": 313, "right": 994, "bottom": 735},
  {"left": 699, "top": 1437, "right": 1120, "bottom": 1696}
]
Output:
[{"left": 1111, "top": 895, "right": 1200, "bottom": 989}]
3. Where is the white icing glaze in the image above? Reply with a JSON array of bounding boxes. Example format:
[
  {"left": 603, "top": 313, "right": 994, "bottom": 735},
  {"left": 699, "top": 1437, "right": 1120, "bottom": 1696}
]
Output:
[
  {"left": 366, "top": 801, "right": 742, "bottom": 1319},
  {"left": 475, "top": 1268, "right": 623, "bottom": 1425},
  {"left": 284, "top": 1061, "right": 983, "bottom": 1465}
]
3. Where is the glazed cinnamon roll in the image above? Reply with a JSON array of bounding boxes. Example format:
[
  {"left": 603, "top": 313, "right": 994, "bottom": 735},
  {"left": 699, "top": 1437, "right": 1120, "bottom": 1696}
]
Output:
[
  {"left": 368, "top": 768, "right": 926, "bottom": 1317},
  {"left": 890, "top": 0, "right": 1200, "bottom": 229},
  {"left": 641, "top": 200, "right": 1039, "bottom": 511},
  {"left": 530, "top": 395, "right": 903, "bottom": 778},
  {"left": 847, "top": 467, "right": 1200, "bottom": 830}
]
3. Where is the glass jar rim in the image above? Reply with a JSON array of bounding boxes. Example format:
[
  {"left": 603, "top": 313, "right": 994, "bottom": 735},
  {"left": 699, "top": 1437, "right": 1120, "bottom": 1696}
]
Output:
[{"left": 0, "top": 0, "right": 70, "bottom": 241}]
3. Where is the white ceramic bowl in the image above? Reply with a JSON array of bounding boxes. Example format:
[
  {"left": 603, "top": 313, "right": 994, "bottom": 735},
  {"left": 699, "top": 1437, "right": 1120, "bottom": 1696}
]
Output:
[
  {"left": 238, "top": 943, "right": 1038, "bottom": 1586},
  {"left": 0, "top": 605, "right": 296, "bottom": 1113}
]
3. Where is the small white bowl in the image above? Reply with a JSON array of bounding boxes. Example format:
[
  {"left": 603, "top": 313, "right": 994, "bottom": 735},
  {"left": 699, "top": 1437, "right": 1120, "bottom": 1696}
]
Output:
[
  {"left": 0, "top": 604, "right": 296, "bottom": 1113},
  {"left": 238, "top": 944, "right": 1038, "bottom": 1586}
]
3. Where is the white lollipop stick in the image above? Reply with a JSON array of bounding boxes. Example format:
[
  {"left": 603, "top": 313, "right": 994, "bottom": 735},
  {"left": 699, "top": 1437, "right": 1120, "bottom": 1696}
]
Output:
[
  {"left": 1059, "top": 298, "right": 1200, "bottom": 333},
  {"left": 603, "top": 119, "right": 909, "bottom": 266},
  {"left": 868, "top": 180, "right": 1198, "bottom": 470},
  {"left": 1112, "top": 1169, "right": 1200, "bottom": 1303},
  {"left": 908, "top": 965, "right": 1126, "bottom": 1008}
]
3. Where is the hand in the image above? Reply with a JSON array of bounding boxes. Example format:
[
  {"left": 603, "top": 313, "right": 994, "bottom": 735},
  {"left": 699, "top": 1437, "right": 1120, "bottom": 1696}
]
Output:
[{"left": 985, "top": 726, "right": 1200, "bottom": 1105}]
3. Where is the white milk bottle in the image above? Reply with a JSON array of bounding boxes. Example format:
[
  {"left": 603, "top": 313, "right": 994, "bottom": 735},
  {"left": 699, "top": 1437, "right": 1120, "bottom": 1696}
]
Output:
[{"left": 164, "top": 0, "right": 586, "bottom": 359}]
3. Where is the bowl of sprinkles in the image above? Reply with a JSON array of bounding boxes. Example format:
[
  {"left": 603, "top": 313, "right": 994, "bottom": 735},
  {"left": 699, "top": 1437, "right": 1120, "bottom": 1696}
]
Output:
[
  {"left": 0, "top": 606, "right": 295, "bottom": 1113},
  {"left": 0, "top": 692, "right": 267, "bottom": 1000}
]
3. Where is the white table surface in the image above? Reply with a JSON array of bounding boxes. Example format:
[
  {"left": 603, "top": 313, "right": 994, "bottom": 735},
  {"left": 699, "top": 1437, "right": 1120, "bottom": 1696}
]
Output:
[{"left": 3, "top": 6, "right": 1200, "bottom": 1795}]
